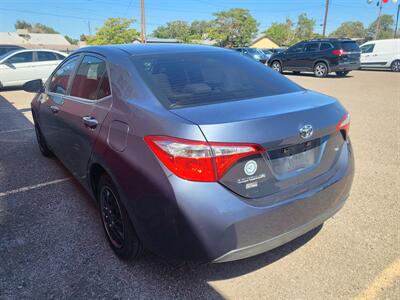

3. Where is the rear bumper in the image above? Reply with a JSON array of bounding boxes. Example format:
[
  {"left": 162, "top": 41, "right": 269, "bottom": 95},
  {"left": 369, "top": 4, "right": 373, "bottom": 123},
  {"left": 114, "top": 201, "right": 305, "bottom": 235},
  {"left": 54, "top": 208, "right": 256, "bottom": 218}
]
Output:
[
  {"left": 168, "top": 141, "right": 354, "bottom": 262},
  {"left": 330, "top": 62, "right": 360, "bottom": 72}
]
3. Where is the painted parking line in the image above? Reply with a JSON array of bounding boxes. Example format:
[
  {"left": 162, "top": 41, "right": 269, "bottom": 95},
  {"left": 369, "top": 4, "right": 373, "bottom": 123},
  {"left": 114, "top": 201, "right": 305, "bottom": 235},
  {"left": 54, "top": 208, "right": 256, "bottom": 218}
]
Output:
[
  {"left": 0, "top": 178, "right": 72, "bottom": 198},
  {"left": 0, "top": 128, "right": 34, "bottom": 134},
  {"left": 354, "top": 257, "right": 400, "bottom": 300}
]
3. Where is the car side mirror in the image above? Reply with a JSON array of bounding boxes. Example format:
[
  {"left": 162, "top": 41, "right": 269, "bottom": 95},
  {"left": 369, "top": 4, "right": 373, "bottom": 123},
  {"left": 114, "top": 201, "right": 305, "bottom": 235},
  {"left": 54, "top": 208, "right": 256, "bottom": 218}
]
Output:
[{"left": 22, "top": 79, "right": 44, "bottom": 93}]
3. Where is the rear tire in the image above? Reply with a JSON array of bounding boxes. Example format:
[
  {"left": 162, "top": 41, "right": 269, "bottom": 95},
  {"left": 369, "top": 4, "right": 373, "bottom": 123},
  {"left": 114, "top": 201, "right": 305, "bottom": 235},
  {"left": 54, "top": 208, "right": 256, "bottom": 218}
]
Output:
[
  {"left": 314, "top": 62, "right": 328, "bottom": 78},
  {"left": 97, "top": 174, "right": 143, "bottom": 261},
  {"left": 335, "top": 71, "right": 350, "bottom": 77},
  {"left": 271, "top": 61, "right": 282, "bottom": 73},
  {"left": 391, "top": 60, "right": 400, "bottom": 72},
  {"left": 34, "top": 123, "right": 54, "bottom": 158}
]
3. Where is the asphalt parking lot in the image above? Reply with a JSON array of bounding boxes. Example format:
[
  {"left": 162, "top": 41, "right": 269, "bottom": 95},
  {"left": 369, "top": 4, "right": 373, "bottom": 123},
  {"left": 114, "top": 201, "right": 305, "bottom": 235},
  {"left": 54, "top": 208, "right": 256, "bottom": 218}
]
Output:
[{"left": 0, "top": 70, "right": 399, "bottom": 299}]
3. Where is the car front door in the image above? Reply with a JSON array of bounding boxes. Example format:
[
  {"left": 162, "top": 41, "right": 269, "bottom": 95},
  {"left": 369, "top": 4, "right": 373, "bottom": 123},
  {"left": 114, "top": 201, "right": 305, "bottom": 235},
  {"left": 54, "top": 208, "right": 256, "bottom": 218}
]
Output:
[
  {"left": 284, "top": 43, "right": 304, "bottom": 70},
  {"left": 360, "top": 43, "right": 376, "bottom": 67},
  {"left": 52, "top": 54, "right": 112, "bottom": 181},
  {"left": 0, "top": 51, "right": 34, "bottom": 86},
  {"left": 39, "top": 55, "right": 81, "bottom": 157},
  {"left": 35, "top": 51, "right": 66, "bottom": 82}
]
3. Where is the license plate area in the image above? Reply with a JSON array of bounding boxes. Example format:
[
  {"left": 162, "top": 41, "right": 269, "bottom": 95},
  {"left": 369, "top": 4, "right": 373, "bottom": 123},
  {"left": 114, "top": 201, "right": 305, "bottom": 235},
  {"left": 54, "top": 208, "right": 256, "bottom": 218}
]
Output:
[{"left": 267, "top": 138, "right": 321, "bottom": 176}]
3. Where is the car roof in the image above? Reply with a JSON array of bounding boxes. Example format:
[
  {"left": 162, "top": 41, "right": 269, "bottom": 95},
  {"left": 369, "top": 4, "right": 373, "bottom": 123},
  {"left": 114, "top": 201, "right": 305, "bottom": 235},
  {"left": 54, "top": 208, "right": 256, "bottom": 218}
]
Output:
[{"left": 75, "top": 43, "right": 227, "bottom": 56}]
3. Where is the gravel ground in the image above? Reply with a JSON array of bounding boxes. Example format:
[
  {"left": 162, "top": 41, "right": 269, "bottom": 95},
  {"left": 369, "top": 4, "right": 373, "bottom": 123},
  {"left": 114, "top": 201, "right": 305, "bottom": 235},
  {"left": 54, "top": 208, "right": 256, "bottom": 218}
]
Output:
[{"left": 0, "top": 70, "right": 399, "bottom": 299}]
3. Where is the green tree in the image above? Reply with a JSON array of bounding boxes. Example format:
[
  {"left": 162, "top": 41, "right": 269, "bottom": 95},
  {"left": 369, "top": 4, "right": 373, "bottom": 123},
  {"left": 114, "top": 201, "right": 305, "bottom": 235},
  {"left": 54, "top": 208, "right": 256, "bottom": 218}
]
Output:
[
  {"left": 153, "top": 20, "right": 191, "bottom": 42},
  {"left": 190, "top": 20, "right": 212, "bottom": 40},
  {"left": 295, "top": 13, "right": 316, "bottom": 41},
  {"left": 367, "top": 14, "right": 395, "bottom": 39},
  {"left": 330, "top": 21, "right": 366, "bottom": 38},
  {"left": 207, "top": 8, "right": 258, "bottom": 47},
  {"left": 87, "top": 18, "right": 139, "bottom": 45},
  {"left": 14, "top": 20, "right": 58, "bottom": 33},
  {"left": 265, "top": 19, "right": 297, "bottom": 46},
  {"left": 65, "top": 35, "right": 78, "bottom": 45}
]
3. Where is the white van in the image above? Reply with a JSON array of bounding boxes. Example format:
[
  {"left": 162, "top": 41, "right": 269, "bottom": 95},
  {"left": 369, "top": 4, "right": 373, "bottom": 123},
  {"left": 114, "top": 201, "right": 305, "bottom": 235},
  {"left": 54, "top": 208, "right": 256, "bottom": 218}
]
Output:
[
  {"left": 360, "top": 39, "right": 400, "bottom": 72},
  {"left": 0, "top": 49, "right": 67, "bottom": 88}
]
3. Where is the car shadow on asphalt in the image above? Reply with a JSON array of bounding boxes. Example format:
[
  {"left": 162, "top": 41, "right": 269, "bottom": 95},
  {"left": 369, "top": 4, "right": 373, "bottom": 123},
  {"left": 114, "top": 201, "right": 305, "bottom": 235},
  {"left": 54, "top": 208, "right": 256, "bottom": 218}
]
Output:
[
  {"left": 0, "top": 90, "right": 323, "bottom": 299},
  {"left": 285, "top": 72, "right": 354, "bottom": 79}
]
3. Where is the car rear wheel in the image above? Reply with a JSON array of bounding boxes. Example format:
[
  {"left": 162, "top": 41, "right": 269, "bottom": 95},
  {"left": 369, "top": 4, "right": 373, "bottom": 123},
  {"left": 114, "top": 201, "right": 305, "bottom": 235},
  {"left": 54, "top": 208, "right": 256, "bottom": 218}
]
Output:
[
  {"left": 98, "top": 174, "right": 143, "bottom": 261},
  {"left": 391, "top": 60, "right": 400, "bottom": 72},
  {"left": 335, "top": 71, "right": 349, "bottom": 77},
  {"left": 271, "top": 61, "right": 282, "bottom": 73},
  {"left": 34, "top": 123, "right": 54, "bottom": 158},
  {"left": 314, "top": 62, "right": 328, "bottom": 78}
]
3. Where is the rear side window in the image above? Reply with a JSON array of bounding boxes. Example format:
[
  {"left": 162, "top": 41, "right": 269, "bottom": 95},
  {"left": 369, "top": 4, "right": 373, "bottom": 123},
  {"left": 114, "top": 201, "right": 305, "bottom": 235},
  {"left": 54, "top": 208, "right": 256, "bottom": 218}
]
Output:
[
  {"left": 131, "top": 51, "right": 303, "bottom": 109},
  {"left": 361, "top": 44, "right": 375, "bottom": 53},
  {"left": 48, "top": 56, "right": 80, "bottom": 95},
  {"left": 55, "top": 53, "right": 66, "bottom": 60},
  {"left": 6, "top": 52, "right": 33, "bottom": 64},
  {"left": 341, "top": 41, "right": 360, "bottom": 52},
  {"left": 37, "top": 51, "right": 58, "bottom": 61},
  {"left": 304, "top": 43, "right": 320, "bottom": 52},
  {"left": 320, "top": 43, "right": 333, "bottom": 50},
  {"left": 70, "top": 55, "right": 111, "bottom": 100}
]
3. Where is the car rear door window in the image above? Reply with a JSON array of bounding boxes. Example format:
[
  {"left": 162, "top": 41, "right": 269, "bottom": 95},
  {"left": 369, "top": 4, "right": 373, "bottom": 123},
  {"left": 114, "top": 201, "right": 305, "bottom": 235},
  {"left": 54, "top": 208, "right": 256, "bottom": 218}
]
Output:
[
  {"left": 131, "top": 51, "right": 303, "bottom": 109},
  {"left": 320, "top": 43, "right": 333, "bottom": 50},
  {"left": 37, "top": 51, "right": 58, "bottom": 61},
  {"left": 304, "top": 43, "right": 320, "bottom": 52},
  {"left": 55, "top": 53, "right": 66, "bottom": 60},
  {"left": 48, "top": 56, "right": 80, "bottom": 95},
  {"left": 70, "top": 55, "right": 111, "bottom": 100},
  {"left": 6, "top": 51, "right": 33, "bottom": 64}
]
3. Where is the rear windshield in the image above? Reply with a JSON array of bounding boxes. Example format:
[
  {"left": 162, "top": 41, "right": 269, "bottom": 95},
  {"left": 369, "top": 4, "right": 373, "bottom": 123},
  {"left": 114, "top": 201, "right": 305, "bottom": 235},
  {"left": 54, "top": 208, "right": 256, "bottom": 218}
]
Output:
[
  {"left": 341, "top": 41, "right": 360, "bottom": 52},
  {"left": 131, "top": 51, "right": 302, "bottom": 109}
]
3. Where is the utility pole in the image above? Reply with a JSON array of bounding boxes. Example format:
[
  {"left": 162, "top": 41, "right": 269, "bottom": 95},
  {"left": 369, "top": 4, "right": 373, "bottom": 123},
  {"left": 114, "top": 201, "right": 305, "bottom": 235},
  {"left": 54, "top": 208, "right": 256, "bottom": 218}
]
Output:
[
  {"left": 395, "top": 4, "right": 400, "bottom": 38},
  {"left": 322, "top": 0, "right": 329, "bottom": 37},
  {"left": 88, "top": 21, "right": 92, "bottom": 36},
  {"left": 375, "top": 0, "right": 383, "bottom": 40},
  {"left": 140, "top": 0, "right": 146, "bottom": 43}
]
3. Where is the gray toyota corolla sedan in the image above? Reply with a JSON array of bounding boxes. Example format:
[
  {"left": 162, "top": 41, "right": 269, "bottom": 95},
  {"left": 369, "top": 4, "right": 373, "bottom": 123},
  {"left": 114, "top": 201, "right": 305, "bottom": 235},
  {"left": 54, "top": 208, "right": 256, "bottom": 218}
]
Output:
[{"left": 26, "top": 44, "right": 354, "bottom": 263}]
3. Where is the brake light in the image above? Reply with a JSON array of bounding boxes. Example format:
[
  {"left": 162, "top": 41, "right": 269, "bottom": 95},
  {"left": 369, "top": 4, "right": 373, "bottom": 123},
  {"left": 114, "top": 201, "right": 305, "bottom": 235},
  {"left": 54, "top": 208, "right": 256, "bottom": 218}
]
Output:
[
  {"left": 144, "top": 136, "right": 265, "bottom": 182},
  {"left": 332, "top": 49, "right": 347, "bottom": 56},
  {"left": 336, "top": 113, "right": 350, "bottom": 139}
]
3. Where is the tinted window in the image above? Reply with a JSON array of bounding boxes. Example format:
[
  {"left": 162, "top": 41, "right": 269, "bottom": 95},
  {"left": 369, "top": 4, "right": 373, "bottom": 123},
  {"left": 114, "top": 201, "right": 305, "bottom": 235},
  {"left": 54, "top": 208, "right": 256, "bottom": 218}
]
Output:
[
  {"left": 288, "top": 44, "right": 304, "bottom": 53},
  {"left": 131, "top": 52, "right": 303, "bottom": 109},
  {"left": 70, "top": 55, "right": 110, "bottom": 100},
  {"left": 49, "top": 56, "right": 80, "bottom": 95},
  {"left": 0, "top": 47, "right": 19, "bottom": 57},
  {"left": 304, "top": 43, "right": 320, "bottom": 52},
  {"left": 320, "top": 43, "right": 333, "bottom": 50},
  {"left": 361, "top": 44, "right": 375, "bottom": 53},
  {"left": 6, "top": 52, "right": 33, "bottom": 64},
  {"left": 55, "top": 53, "right": 66, "bottom": 60},
  {"left": 341, "top": 41, "right": 360, "bottom": 52},
  {"left": 37, "top": 51, "right": 58, "bottom": 61}
]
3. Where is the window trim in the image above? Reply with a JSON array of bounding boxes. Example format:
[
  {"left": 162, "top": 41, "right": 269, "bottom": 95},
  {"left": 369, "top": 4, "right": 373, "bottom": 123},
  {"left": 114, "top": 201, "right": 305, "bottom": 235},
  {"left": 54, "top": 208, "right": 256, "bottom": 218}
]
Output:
[
  {"left": 288, "top": 43, "right": 305, "bottom": 53},
  {"left": 304, "top": 42, "right": 321, "bottom": 53},
  {"left": 319, "top": 42, "right": 334, "bottom": 51},
  {"left": 35, "top": 50, "right": 59, "bottom": 62},
  {"left": 63, "top": 52, "right": 112, "bottom": 104}
]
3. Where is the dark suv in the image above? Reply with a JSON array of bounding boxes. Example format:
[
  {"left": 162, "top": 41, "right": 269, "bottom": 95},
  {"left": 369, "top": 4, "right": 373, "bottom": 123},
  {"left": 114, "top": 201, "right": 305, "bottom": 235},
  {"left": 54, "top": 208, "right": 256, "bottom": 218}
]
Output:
[{"left": 268, "top": 39, "right": 361, "bottom": 77}]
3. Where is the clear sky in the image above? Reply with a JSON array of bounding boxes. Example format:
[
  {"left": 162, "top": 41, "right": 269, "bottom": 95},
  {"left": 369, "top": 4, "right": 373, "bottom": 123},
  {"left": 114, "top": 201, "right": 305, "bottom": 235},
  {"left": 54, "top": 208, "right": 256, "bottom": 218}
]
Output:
[{"left": 0, "top": 0, "right": 398, "bottom": 39}]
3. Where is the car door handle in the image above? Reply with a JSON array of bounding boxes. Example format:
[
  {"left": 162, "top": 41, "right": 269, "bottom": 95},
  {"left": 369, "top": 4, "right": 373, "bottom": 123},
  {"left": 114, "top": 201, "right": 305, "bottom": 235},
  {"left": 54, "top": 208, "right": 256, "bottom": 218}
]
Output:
[
  {"left": 82, "top": 116, "right": 98, "bottom": 129},
  {"left": 50, "top": 105, "right": 59, "bottom": 114}
]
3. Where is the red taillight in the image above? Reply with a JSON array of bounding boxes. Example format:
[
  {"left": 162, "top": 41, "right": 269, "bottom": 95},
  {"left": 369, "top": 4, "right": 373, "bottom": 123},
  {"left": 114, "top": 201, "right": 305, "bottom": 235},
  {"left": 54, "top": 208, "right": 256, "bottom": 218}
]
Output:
[
  {"left": 144, "top": 136, "right": 265, "bottom": 182},
  {"left": 332, "top": 49, "right": 347, "bottom": 56},
  {"left": 336, "top": 113, "right": 350, "bottom": 139}
]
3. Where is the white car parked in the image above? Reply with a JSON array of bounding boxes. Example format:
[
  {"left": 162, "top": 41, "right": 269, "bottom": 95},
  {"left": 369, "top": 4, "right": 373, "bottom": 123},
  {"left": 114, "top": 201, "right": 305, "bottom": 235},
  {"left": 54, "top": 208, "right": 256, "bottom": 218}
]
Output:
[
  {"left": 0, "top": 49, "right": 67, "bottom": 88},
  {"left": 360, "top": 39, "right": 400, "bottom": 72}
]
